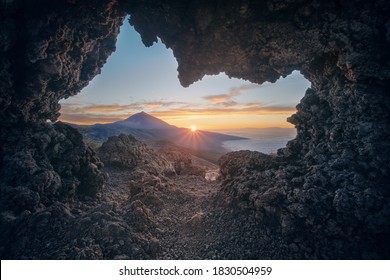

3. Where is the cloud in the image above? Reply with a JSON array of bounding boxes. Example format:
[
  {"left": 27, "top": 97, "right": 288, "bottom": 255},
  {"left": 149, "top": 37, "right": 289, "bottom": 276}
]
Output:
[
  {"left": 203, "top": 84, "right": 260, "bottom": 104},
  {"left": 59, "top": 100, "right": 191, "bottom": 124},
  {"left": 59, "top": 113, "right": 130, "bottom": 124},
  {"left": 151, "top": 105, "right": 296, "bottom": 118},
  {"left": 82, "top": 104, "right": 143, "bottom": 113},
  {"left": 143, "top": 101, "right": 187, "bottom": 109},
  {"left": 60, "top": 101, "right": 186, "bottom": 115},
  {"left": 59, "top": 99, "right": 296, "bottom": 125}
]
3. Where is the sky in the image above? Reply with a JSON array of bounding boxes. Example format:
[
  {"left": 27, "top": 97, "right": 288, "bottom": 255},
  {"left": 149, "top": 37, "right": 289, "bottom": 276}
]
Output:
[{"left": 59, "top": 17, "right": 311, "bottom": 131}]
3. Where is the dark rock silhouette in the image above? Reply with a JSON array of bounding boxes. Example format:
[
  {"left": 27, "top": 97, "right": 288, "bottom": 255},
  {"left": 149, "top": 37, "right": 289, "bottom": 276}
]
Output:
[
  {"left": 151, "top": 141, "right": 207, "bottom": 176},
  {"left": 0, "top": 122, "right": 104, "bottom": 210},
  {"left": 0, "top": 0, "right": 389, "bottom": 259},
  {"left": 219, "top": 150, "right": 390, "bottom": 258},
  {"left": 98, "top": 134, "right": 176, "bottom": 176}
]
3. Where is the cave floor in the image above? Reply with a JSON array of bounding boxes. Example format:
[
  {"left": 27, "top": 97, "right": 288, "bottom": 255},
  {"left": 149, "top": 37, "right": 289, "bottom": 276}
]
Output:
[
  {"left": 154, "top": 175, "right": 223, "bottom": 259},
  {"left": 103, "top": 167, "right": 285, "bottom": 259}
]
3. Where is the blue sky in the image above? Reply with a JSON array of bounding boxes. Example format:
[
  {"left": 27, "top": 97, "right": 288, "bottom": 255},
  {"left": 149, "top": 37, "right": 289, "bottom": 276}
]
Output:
[{"left": 59, "top": 18, "right": 311, "bottom": 130}]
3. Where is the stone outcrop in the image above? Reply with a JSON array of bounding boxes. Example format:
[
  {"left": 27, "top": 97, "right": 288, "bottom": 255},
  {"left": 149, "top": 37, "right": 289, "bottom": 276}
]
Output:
[
  {"left": 219, "top": 150, "right": 390, "bottom": 258},
  {"left": 0, "top": 122, "right": 104, "bottom": 211},
  {"left": 0, "top": 0, "right": 389, "bottom": 259},
  {"left": 151, "top": 141, "right": 206, "bottom": 176},
  {"left": 98, "top": 134, "right": 176, "bottom": 176}
]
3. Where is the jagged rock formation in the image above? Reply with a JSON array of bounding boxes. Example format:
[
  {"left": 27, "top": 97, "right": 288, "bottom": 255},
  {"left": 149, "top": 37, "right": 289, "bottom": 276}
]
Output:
[
  {"left": 219, "top": 151, "right": 390, "bottom": 258},
  {"left": 0, "top": 0, "right": 389, "bottom": 259},
  {"left": 0, "top": 0, "right": 124, "bottom": 213},
  {"left": 0, "top": 0, "right": 125, "bottom": 123},
  {"left": 127, "top": 0, "right": 390, "bottom": 258},
  {"left": 0, "top": 200, "right": 160, "bottom": 259},
  {"left": 151, "top": 141, "right": 207, "bottom": 176},
  {"left": 0, "top": 0, "right": 126, "bottom": 258},
  {"left": 98, "top": 134, "right": 176, "bottom": 176},
  {"left": 0, "top": 122, "right": 105, "bottom": 210}
]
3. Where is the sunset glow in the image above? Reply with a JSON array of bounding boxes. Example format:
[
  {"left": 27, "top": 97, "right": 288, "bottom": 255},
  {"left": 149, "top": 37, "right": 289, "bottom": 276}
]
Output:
[
  {"left": 59, "top": 17, "right": 310, "bottom": 132},
  {"left": 191, "top": 125, "right": 197, "bottom": 132}
]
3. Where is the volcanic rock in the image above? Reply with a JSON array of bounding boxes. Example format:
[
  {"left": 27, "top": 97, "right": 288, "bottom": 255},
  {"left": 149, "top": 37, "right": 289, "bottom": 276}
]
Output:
[
  {"left": 0, "top": 0, "right": 389, "bottom": 259},
  {"left": 98, "top": 134, "right": 176, "bottom": 177}
]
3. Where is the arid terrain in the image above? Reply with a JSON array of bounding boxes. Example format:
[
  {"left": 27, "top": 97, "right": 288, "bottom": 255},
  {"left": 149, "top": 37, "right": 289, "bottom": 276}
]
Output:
[
  {"left": 98, "top": 135, "right": 286, "bottom": 259},
  {"left": 102, "top": 167, "right": 283, "bottom": 259}
]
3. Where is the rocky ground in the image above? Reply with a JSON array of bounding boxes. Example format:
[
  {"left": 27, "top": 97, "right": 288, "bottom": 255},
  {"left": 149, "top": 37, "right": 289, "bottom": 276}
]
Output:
[
  {"left": 98, "top": 135, "right": 287, "bottom": 259},
  {"left": 1, "top": 130, "right": 388, "bottom": 259},
  {"left": 0, "top": 133, "right": 286, "bottom": 259},
  {"left": 103, "top": 166, "right": 286, "bottom": 260}
]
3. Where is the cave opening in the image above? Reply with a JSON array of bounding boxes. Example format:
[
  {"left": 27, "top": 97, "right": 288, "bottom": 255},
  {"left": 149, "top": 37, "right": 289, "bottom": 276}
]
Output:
[
  {"left": 59, "top": 18, "right": 311, "bottom": 154},
  {"left": 1, "top": 0, "right": 389, "bottom": 260}
]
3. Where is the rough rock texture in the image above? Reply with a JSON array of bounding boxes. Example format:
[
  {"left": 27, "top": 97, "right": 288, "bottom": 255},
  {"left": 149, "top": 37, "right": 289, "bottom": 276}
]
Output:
[
  {"left": 0, "top": 122, "right": 105, "bottom": 211},
  {"left": 219, "top": 149, "right": 390, "bottom": 259},
  {"left": 127, "top": 0, "right": 390, "bottom": 86},
  {"left": 127, "top": 0, "right": 390, "bottom": 258},
  {"left": 1, "top": 0, "right": 390, "bottom": 259},
  {"left": 0, "top": 0, "right": 126, "bottom": 259},
  {"left": 151, "top": 141, "right": 207, "bottom": 176},
  {"left": 0, "top": 0, "right": 125, "bottom": 123},
  {"left": 0, "top": 131, "right": 163, "bottom": 259},
  {"left": 0, "top": 194, "right": 160, "bottom": 259},
  {"left": 98, "top": 134, "right": 176, "bottom": 176},
  {"left": 0, "top": 122, "right": 114, "bottom": 259}
]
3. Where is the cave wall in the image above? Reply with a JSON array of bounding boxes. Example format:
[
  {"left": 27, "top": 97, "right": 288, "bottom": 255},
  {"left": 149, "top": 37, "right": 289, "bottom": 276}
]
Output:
[
  {"left": 0, "top": 0, "right": 126, "bottom": 247},
  {"left": 0, "top": 0, "right": 125, "bottom": 123},
  {"left": 0, "top": 0, "right": 389, "bottom": 259},
  {"left": 126, "top": 0, "right": 390, "bottom": 258},
  {"left": 0, "top": 0, "right": 128, "bottom": 259}
]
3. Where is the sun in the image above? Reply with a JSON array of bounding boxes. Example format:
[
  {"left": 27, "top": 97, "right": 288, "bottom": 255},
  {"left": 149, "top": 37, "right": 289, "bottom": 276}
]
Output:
[{"left": 191, "top": 125, "right": 197, "bottom": 132}]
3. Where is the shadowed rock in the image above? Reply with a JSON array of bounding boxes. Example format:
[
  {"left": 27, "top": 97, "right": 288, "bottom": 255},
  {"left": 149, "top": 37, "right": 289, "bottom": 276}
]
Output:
[
  {"left": 0, "top": 0, "right": 389, "bottom": 259},
  {"left": 98, "top": 134, "right": 176, "bottom": 177}
]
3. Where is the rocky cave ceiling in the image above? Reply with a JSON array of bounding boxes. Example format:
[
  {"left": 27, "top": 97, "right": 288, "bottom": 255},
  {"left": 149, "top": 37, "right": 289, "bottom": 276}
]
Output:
[{"left": 1, "top": 0, "right": 389, "bottom": 122}]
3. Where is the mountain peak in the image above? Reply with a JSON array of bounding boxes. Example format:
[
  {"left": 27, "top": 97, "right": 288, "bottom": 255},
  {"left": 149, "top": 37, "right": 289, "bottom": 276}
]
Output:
[
  {"left": 116, "top": 112, "right": 174, "bottom": 130},
  {"left": 126, "top": 111, "right": 148, "bottom": 119}
]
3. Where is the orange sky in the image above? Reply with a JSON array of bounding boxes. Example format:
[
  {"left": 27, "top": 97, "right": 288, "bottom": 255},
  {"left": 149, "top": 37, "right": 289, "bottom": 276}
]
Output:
[
  {"left": 58, "top": 19, "right": 309, "bottom": 131},
  {"left": 161, "top": 114, "right": 296, "bottom": 130},
  {"left": 59, "top": 103, "right": 297, "bottom": 130}
]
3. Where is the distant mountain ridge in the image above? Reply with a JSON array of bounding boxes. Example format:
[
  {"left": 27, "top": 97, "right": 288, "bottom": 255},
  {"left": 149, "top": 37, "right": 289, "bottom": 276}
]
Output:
[{"left": 66, "top": 112, "right": 246, "bottom": 153}]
